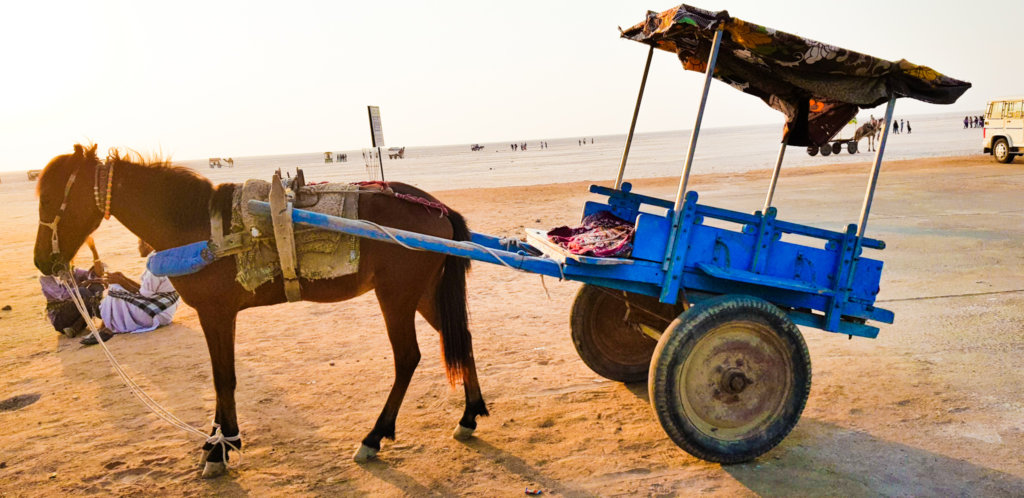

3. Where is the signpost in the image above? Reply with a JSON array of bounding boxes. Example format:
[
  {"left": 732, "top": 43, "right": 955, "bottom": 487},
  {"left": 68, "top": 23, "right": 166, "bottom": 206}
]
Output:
[{"left": 367, "top": 106, "right": 385, "bottom": 181}]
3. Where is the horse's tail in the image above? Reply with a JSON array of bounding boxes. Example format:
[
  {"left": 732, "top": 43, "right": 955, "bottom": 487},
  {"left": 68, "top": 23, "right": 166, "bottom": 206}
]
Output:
[{"left": 436, "top": 209, "right": 473, "bottom": 387}]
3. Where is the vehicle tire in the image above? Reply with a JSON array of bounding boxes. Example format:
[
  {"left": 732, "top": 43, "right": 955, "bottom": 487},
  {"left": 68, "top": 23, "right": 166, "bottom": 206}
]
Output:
[
  {"left": 847, "top": 141, "right": 858, "bottom": 154},
  {"left": 819, "top": 144, "right": 831, "bottom": 156},
  {"left": 993, "top": 138, "right": 1014, "bottom": 164},
  {"left": 831, "top": 142, "right": 842, "bottom": 155},
  {"left": 571, "top": 285, "right": 659, "bottom": 383},
  {"left": 648, "top": 294, "right": 811, "bottom": 463},
  {"left": 806, "top": 146, "right": 818, "bottom": 157}
]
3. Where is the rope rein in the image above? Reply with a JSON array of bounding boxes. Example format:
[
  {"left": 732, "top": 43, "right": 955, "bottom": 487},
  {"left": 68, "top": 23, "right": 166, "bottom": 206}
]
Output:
[
  {"left": 353, "top": 219, "right": 564, "bottom": 299},
  {"left": 56, "top": 275, "right": 240, "bottom": 465}
]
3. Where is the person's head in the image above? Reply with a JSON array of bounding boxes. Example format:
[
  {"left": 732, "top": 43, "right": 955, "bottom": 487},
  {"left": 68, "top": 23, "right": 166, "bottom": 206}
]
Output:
[{"left": 138, "top": 239, "right": 154, "bottom": 257}]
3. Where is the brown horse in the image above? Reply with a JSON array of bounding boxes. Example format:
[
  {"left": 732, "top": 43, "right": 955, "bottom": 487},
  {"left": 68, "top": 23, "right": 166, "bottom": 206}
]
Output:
[{"left": 33, "top": 144, "right": 488, "bottom": 477}]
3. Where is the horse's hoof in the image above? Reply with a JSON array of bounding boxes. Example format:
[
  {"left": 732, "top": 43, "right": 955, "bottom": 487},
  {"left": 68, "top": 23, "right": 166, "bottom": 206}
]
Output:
[
  {"left": 353, "top": 444, "right": 378, "bottom": 463},
  {"left": 201, "top": 461, "right": 227, "bottom": 478},
  {"left": 453, "top": 424, "right": 475, "bottom": 441}
]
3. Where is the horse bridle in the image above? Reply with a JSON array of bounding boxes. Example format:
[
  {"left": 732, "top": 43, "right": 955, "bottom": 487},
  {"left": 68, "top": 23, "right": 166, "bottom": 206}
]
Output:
[{"left": 38, "top": 159, "right": 112, "bottom": 260}]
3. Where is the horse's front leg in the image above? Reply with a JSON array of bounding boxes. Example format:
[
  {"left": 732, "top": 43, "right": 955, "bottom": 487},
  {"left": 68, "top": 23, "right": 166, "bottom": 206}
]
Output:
[
  {"left": 196, "top": 307, "right": 242, "bottom": 478},
  {"left": 353, "top": 288, "right": 421, "bottom": 462}
]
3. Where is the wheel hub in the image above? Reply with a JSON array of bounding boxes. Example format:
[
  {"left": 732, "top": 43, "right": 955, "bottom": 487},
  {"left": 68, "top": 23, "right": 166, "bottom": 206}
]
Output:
[
  {"left": 678, "top": 321, "right": 793, "bottom": 441},
  {"left": 720, "top": 368, "right": 751, "bottom": 395}
]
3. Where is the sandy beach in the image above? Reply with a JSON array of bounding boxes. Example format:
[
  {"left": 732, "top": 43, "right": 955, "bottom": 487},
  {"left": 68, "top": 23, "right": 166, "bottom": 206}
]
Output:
[{"left": 1, "top": 154, "right": 1022, "bottom": 496}]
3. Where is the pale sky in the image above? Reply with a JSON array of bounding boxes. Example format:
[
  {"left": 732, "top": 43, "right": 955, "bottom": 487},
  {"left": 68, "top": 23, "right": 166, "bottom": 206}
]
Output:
[{"left": 0, "top": 0, "right": 1013, "bottom": 171}]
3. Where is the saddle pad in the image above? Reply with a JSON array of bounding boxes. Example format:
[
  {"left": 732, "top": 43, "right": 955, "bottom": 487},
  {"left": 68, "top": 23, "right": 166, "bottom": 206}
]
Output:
[{"left": 231, "top": 180, "right": 360, "bottom": 292}]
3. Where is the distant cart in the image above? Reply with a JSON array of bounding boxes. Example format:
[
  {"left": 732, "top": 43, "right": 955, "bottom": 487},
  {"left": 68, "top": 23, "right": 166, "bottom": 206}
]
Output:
[{"left": 805, "top": 137, "right": 858, "bottom": 156}]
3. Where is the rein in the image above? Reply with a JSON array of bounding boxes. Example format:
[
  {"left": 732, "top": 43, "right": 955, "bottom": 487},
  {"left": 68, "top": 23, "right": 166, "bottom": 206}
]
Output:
[{"left": 55, "top": 271, "right": 241, "bottom": 465}]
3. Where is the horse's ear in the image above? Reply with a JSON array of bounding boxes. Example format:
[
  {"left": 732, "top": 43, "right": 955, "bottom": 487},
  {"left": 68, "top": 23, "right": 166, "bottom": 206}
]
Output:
[
  {"left": 87, "top": 144, "right": 99, "bottom": 160},
  {"left": 73, "top": 144, "right": 85, "bottom": 157}
]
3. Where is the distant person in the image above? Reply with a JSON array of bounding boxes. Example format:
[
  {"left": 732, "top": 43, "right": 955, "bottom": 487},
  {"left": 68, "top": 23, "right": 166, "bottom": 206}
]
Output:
[
  {"left": 906, "top": 121, "right": 911, "bottom": 134},
  {"left": 964, "top": 116, "right": 969, "bottom": 129},
  {"left": 81, "top": 239, "right": 180, "bottom": 346},
  {"left": 590, "top": 138, "right": 594, "bottom": 144}
]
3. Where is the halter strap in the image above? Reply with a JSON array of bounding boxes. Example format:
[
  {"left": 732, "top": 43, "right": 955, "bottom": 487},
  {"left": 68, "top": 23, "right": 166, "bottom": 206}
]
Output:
[{"left": 38, "top": 167, "right": 80, "bottom": 257}]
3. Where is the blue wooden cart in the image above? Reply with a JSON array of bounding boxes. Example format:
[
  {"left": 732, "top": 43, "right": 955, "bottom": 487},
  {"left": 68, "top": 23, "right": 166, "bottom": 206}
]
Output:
[{"left": 242, "top": 6, "right": 970, "bottom": 463}]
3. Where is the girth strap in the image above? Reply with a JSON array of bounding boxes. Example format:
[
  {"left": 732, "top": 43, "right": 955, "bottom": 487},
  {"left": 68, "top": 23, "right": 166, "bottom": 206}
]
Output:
[{"left": 268, "top": 172, "right": 302, "bottom": 302}]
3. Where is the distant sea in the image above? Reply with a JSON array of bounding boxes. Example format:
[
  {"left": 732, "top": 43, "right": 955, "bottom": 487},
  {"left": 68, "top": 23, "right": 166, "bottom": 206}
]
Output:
[{"left": 4, "top": 111, "right": 982, "bottom": 190}]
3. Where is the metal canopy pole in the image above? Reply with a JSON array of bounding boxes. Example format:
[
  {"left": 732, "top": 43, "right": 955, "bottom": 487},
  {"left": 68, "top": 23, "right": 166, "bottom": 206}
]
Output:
[
  {"left": 844, "top": 95, "right": 896, "bottom": 292},
  {"left": 614, "top": 45, "right": 655, "bottom": 190},
  {"left": 674, "top": 27, "right": 725, "bottom": 211},
  {"left": 762, "top": 137, "right": 787, "bottom": 213},
  {"left": 856, "top": 96, "right": 896, "bottom": 240}
]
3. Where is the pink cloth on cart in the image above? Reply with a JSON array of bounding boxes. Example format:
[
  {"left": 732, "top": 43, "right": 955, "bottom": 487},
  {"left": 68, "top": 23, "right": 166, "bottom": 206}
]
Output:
[{"left": 547, "top": 211, "right": 635, "bottom": 258}]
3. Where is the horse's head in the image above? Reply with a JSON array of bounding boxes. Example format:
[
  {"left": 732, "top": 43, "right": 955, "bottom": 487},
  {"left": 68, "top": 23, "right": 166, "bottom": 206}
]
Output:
[{"left": 33, "top": 144, "right": 105, "bottom": 275}]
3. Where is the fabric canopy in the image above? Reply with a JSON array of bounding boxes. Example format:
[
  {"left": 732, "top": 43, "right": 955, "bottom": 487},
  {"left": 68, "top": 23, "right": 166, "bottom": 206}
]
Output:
[{"left": 620, "top": 4, "right": 971, "bottom": 146}]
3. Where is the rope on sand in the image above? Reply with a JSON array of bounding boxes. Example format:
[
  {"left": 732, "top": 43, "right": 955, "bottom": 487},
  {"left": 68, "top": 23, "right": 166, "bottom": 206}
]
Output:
[
  {"left": 877, "top": 288, "right": 1024, "bottom": 303},
  {"left": 57, "top": 274, "right": 240, "bottom": 464}
]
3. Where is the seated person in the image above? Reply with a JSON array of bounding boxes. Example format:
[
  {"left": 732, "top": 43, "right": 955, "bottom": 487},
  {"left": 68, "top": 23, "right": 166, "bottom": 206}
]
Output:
[
  {"left": 39, "top": 250, "right": 105, "bottom": 337},
  {"left": 82, "top": 239, "right": 180, "bottom": 345}
]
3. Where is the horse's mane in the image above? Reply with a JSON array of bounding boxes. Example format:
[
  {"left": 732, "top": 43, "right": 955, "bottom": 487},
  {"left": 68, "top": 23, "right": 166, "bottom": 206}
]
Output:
[
  {"left": 106, "top": 148, "right": 215, "bottom": 231},
  {"left": 108, "top": 147, "right": 212, "bottom": 190}
]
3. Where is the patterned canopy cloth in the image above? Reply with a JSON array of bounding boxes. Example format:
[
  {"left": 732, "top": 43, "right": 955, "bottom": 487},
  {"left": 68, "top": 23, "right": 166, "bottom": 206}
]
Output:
[{"left": 620, "top": 4, "right": 971, "bottom": 146}]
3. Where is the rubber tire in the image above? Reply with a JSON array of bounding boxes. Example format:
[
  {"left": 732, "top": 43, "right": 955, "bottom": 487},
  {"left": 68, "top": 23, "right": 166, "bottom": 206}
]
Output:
[
  {"left": 993, "top": 138, "right": 1014, "bottom": 164},
  {"left": 819, "top": 144, "right": 831, "bottom": 156},
  {"left": 806, "top": 146, "right": 818, "bottom": 157},
  {"left": 847, "top": 141, "right": 858, "bottom": 154},
  {"left": 831, "top": 142, "right": 842, "bottom": 155},
  {"left": 648, "top": 294, "right": 811, "bottom": 463},
  {"left": 571, "top": 285, "right": 658, "bottom": 383}
]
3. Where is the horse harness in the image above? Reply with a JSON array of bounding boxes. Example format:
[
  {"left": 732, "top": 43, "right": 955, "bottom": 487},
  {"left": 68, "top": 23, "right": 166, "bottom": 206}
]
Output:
[{"left": 38, "top": 158, "right": 114, "bottom": 260}]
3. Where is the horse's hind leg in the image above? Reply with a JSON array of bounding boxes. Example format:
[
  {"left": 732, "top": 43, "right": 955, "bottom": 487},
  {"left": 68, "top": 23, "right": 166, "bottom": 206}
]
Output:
[
  {"left": 195, "top": 307, "right": 242, "bottom": 478},
  {"left": 452, "top": 353, "right": 488, "bottom": 440},
  {"left": 353, "top": 286, "right": 422, "bottom": 462},
  {"left": 417, "top": 287, "right": 488, "bottom": 441}
]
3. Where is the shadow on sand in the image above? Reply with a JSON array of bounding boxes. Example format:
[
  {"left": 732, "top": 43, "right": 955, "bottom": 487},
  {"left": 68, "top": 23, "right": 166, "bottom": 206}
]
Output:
[
  {"left": 621, "top": 382, "right": 1022, "bottom": 495},
  {"left": 724, "top": 419, "right": 1024, "bottom": 496},
  {"left": 458, "top": 438, "right": 598, "bottom": 497}
]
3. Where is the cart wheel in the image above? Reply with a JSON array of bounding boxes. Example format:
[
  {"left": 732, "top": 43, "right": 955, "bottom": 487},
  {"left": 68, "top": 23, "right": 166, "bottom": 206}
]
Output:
[
  {"left": 819, "top": 144, "right": 831, "bottom": 156},
  {"left": 847, "top": 141, "right": 858, "bottom": 154},
  {"left": 571, "top": 285, "right": 658, "bottom": 383},
  {"left": 831, "top": 142, "right": 842, "bottom": 155},
  {"left": 993, "top": 138, "right": 1014, "bottom": 164},
  {"left": 806, "top": 146, "right": 818, "bottom": 157},
  {"left": 648, "top": 295, "right": 810, "bottom": 463}
]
